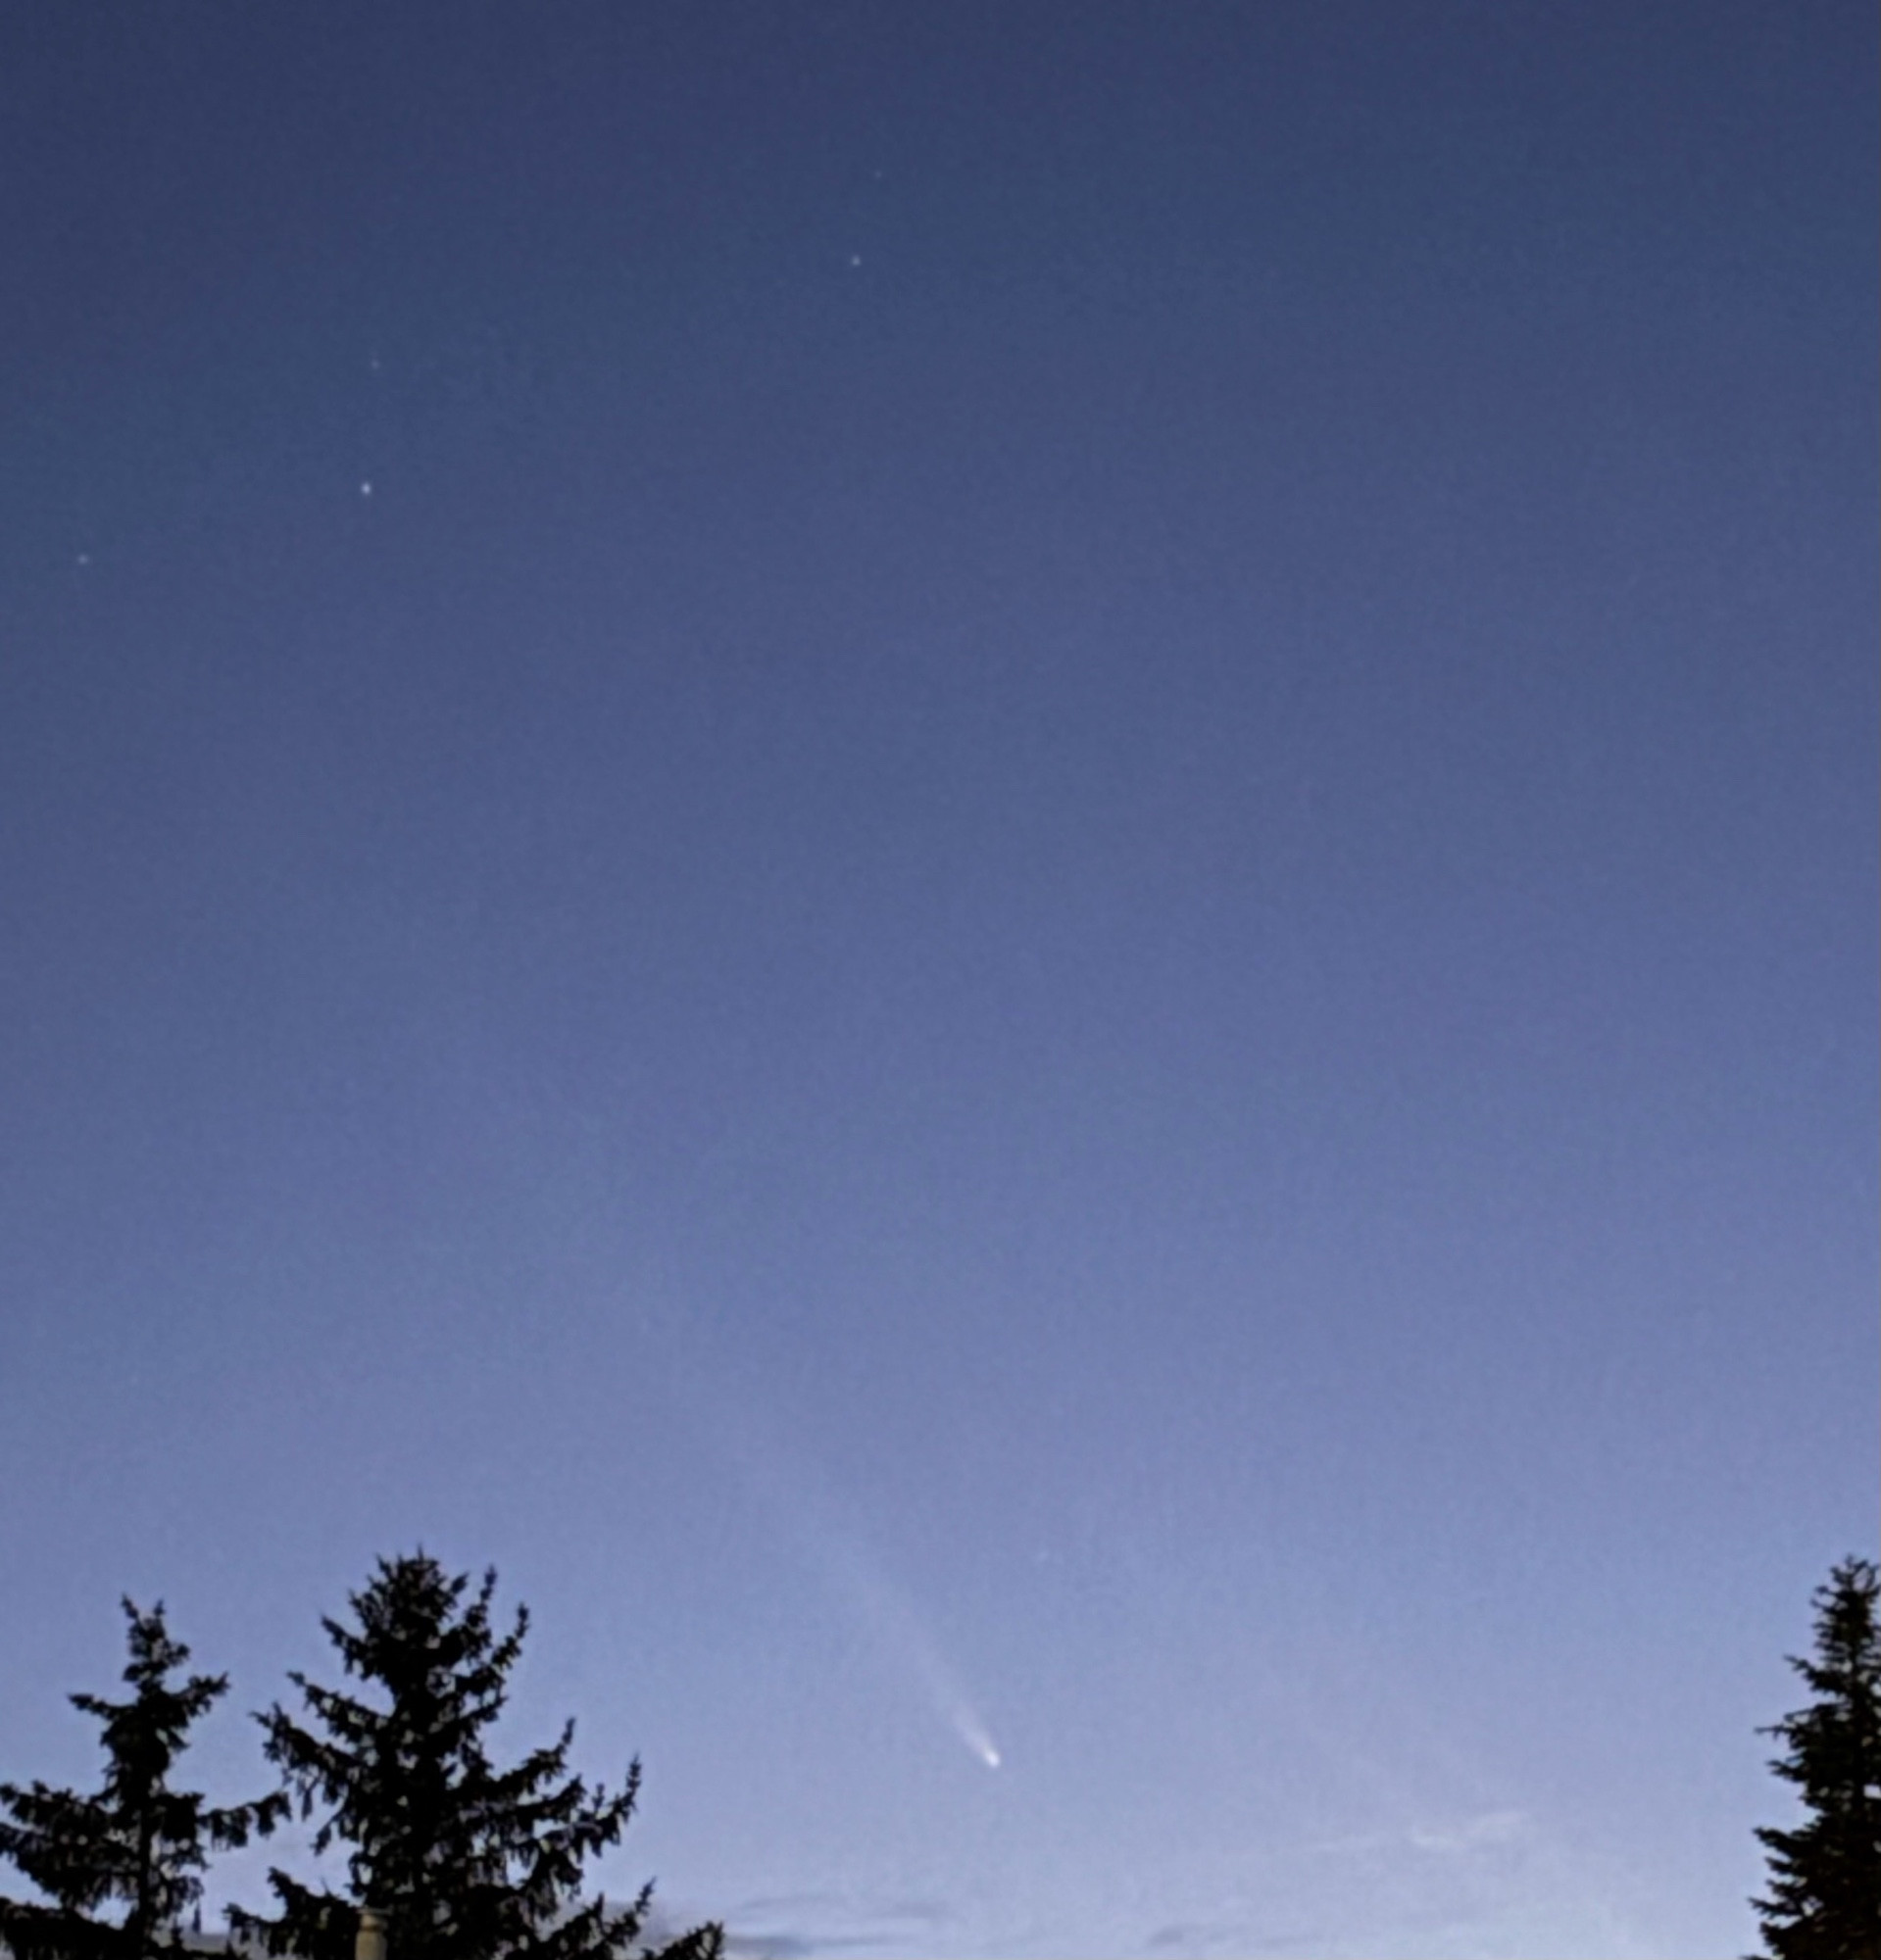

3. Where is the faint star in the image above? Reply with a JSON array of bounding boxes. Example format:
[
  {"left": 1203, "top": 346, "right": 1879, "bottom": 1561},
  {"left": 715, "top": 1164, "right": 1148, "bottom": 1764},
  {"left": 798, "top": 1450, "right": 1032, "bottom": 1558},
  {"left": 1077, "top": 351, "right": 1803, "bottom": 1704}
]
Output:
[
  {"left": 360, "top": 481, "right": 373, "bottom": 497},
  {"left": 849, "top": 254, "right": 863, "bottom": 268}
]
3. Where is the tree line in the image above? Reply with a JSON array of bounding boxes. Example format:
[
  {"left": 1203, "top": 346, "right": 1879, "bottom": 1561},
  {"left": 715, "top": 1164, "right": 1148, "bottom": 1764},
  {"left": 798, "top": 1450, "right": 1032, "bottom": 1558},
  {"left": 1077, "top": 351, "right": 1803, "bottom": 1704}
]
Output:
[
  {"left": 3, "top": 1549, "right": 1876, "bottom": 1958},
  {"left": 0, "top": 1553, "right": 721, "bottom": 1960}
]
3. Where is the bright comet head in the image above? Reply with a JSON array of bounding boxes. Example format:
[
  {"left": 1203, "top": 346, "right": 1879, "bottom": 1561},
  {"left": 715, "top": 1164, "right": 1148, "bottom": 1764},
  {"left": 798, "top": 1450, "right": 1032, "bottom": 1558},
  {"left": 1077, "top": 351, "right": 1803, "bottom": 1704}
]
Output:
[{"left": 950, "top": 1708, "right": 1003, "bottom": 1769}]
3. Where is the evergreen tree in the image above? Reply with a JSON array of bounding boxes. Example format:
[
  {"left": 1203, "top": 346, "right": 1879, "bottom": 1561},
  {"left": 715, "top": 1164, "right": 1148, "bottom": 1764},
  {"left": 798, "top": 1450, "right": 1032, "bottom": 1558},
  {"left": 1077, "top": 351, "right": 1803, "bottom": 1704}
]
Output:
[
  {"left": 1752, "top": 1556, "right": 1881, "bottom": 1960},
  {"left": 0, "top": 1600, "right": 281, "bottom": 1960},
  {"left": 232, "top": 1553, "right": 722, "bottom": 1960}
]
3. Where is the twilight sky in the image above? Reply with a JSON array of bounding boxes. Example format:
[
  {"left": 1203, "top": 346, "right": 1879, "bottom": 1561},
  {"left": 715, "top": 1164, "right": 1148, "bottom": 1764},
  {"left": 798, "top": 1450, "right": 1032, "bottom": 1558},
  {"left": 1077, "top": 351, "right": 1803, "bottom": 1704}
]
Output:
[{"left": 0, "top": 6, "right": 1874, "bottom": 1956}]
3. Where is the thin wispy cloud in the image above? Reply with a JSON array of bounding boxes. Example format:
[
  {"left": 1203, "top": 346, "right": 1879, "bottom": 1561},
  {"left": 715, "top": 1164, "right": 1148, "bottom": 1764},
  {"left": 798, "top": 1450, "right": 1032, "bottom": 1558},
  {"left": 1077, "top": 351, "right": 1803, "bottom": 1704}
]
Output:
[
  {"left": 725, "top": 1890, "right": 957, "bottom": 1960},
  {"left": 1408, "top": 1808, "right": 1529, "bottom": 1856}
]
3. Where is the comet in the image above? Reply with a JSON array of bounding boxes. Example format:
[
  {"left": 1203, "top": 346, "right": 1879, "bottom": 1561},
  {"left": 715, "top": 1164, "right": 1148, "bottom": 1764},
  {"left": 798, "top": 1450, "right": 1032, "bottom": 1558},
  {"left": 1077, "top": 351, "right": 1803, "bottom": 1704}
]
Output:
[
  {"left": 950, "top": 1707, "right": 1003, "bottom": 1770},
  {"left": 633, "top": 1299, "right": 1005, "bottom": 1773}
]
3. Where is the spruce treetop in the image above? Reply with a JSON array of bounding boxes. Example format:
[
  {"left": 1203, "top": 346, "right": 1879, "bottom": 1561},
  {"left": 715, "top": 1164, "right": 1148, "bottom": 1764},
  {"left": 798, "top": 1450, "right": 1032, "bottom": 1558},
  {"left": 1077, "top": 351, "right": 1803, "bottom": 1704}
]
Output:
[
  {"left": 1752, "top": 1555, "right": 1881, "bottom": 1960},
  {"left": 0, "top": 1599, "right": 281, "bottom": 1960},
  {"left": 236, "top": 1551, "right": 721, "bottom": 1960}
]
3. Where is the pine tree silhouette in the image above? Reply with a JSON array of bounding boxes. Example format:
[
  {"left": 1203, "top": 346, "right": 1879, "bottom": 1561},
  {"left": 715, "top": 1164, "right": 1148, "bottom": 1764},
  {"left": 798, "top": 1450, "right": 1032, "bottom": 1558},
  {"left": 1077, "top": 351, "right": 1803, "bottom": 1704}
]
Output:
[
  {"left": 1752, "top": 1556, "right": 1881, "bottom": 1960},
  {"left": 0, "top": 1600, "right": 282, "bottom": 1960},
  {"left": 231, "top": 1552, "right": 722, "bottom": 1960}
]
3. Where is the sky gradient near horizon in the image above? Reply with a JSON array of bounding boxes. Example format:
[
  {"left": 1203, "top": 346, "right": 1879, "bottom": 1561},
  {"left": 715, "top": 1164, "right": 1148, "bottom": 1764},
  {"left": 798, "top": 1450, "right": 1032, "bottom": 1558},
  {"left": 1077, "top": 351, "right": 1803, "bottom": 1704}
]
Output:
[{"left": 1, "top": 6, "right": 1875, "bottom": 1956}]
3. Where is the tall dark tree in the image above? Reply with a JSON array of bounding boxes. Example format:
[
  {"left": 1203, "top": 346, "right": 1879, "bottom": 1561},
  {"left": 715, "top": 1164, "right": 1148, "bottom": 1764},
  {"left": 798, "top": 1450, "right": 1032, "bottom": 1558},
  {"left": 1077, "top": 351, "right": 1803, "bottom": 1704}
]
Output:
[
  {"left": 231, "top": 1553, "right": 721, "bottom": 1960},
  {"left": 1752, "top": 1555, "right": 1881, "bottom": 1960},
  {"left": 0, "top": 1600, "right": 281, "bottom": 1960}
]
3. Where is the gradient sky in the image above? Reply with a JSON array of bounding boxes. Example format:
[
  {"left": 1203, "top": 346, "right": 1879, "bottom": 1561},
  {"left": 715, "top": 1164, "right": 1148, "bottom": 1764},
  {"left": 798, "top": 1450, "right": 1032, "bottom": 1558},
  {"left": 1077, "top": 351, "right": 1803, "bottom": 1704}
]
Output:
[{"left": 1, "top": 7, "right": 1875, "bottom": 1956}]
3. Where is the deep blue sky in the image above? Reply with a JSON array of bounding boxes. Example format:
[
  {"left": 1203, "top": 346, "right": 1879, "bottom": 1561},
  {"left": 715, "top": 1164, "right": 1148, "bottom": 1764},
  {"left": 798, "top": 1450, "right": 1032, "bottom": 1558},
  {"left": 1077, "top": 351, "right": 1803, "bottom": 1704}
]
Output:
[{"left": 1, "top": 6, "right": 1874, "bottom": 1955}]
